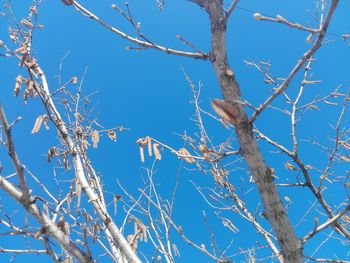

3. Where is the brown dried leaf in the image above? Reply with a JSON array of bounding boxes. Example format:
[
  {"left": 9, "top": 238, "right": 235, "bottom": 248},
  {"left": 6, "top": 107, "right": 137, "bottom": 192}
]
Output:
[
  {"left": 178, "top": 148, "right": 195, "bottom": 163},
  {"left": 211, "top": 99, "right": 239, "bottom": 125},
  {"left": 285, "top": 161, "right": 297, "bottom": 171},
  {"left": 92, "top": 130, "right": 99, "bottom": 148},
  {"left": 107, "top": 130, "right": 117, "bottom": 142},
  {"left": 340, "top": 156, "right": 350, "bottom": 163},
  {"left": 31, "top": 116, "right": 43, "bottom": 134},
  {"left": 309, "top": 105, "right": 320, "bottom": 110},
  {"left": 153, "top": 143, "right": 162, "bottom": 160}
]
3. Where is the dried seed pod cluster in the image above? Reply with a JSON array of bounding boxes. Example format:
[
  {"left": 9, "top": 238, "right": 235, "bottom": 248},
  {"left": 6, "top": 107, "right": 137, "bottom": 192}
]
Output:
[
  {"left": 136, "top": 137, "right": 162, "bottom": 162},
  {"left": 31, "top": 115, "right": 49, "bottom": 134}
]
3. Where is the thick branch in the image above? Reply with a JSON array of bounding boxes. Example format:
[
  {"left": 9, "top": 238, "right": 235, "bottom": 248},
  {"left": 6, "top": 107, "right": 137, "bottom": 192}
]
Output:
[{"left": 207, "top": 0, "right": 303, "bottom": 261}]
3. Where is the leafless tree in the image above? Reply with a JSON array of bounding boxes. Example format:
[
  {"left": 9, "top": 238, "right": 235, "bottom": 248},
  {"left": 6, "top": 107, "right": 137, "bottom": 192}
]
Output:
[{"left": 0, "top": 0, "right": 349, "bottom": 262}]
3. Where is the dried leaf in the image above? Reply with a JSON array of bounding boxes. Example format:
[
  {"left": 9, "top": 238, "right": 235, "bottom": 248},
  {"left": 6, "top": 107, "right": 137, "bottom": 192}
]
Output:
[
  {"left": 92, "top": 130, "right": 99, "bottom": 148},
  {"left": 285, "top": 161, "right": 297, "bottom": 171},
  {"left": 178, "top": 148, "right": 195, "bottom": 163},
  {"left": 153, "top": 143, "right": 162, "bottom": 160},
  {"left": 340, "top": 156, "right": 350, "bottom": 163},
  {"left": 309, "top": 105, "right": 320, "bottom": 110},
  {"left": 107, "top": 130, "right": 117, "bottom": 141},
  {"left": 31, "top": 116, "right": 43, "bottom": 134},
  {"left": 211, "top": 99, "right": 239, "bottom": 125}
]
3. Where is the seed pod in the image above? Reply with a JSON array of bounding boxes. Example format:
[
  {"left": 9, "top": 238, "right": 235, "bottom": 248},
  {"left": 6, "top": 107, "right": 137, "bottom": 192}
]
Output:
[
  {"left": 178, "top": 148, "right": 195, "bottom": 163},
  {"left": 153, "top": 143, "right": 162, "bottom": 160},
  {"left": 92, "top": 130, "right": 99, "bottom": 148},
  {"left": 31, "top": 116, "right": 43, "bottom": 134}
]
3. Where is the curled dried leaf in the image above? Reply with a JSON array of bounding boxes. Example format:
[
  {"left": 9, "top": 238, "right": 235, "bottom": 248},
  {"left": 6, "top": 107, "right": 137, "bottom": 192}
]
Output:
[
  {"left": 285, "top": 161, "right": 297, "bottom": 171},
  {"left": 108, "top": 130, "right": 117, "bottom": 141},
  {"left": 211, "top": 99, "right": 239, "bottom": 125},
  {"left": 153, "top": 143, "right": 162, "bottom": 160},
  {"left": 178, "top": 148, "right": 195, "bottom": 163},
  {"left": 92, "top": 130, "right": 99, "bottom": 148},
  {"left": 31, "top": 116, "right": 43, "bottom": 134}
]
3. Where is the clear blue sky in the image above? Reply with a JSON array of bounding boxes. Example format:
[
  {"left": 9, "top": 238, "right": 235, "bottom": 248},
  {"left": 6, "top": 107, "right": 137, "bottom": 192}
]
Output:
[{"left": 0, "top": 0, "right": 349, "bottom": 262}]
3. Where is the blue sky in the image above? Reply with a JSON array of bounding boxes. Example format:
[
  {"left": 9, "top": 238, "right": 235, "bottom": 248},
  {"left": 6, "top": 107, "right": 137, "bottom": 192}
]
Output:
[{"left": 0, "top": 0, "right": 350, "bottom": 262}]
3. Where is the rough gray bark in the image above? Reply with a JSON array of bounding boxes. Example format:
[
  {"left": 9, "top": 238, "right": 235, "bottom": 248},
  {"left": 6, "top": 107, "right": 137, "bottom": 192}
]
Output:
[{"left": 206, "top": 1, "right": 303, "bottom": 262}]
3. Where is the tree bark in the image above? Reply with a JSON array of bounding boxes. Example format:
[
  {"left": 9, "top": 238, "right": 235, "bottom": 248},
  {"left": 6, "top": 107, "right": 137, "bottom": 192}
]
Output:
[{"left": 207, "top": 1, "right": 303, "bottom": 262}]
